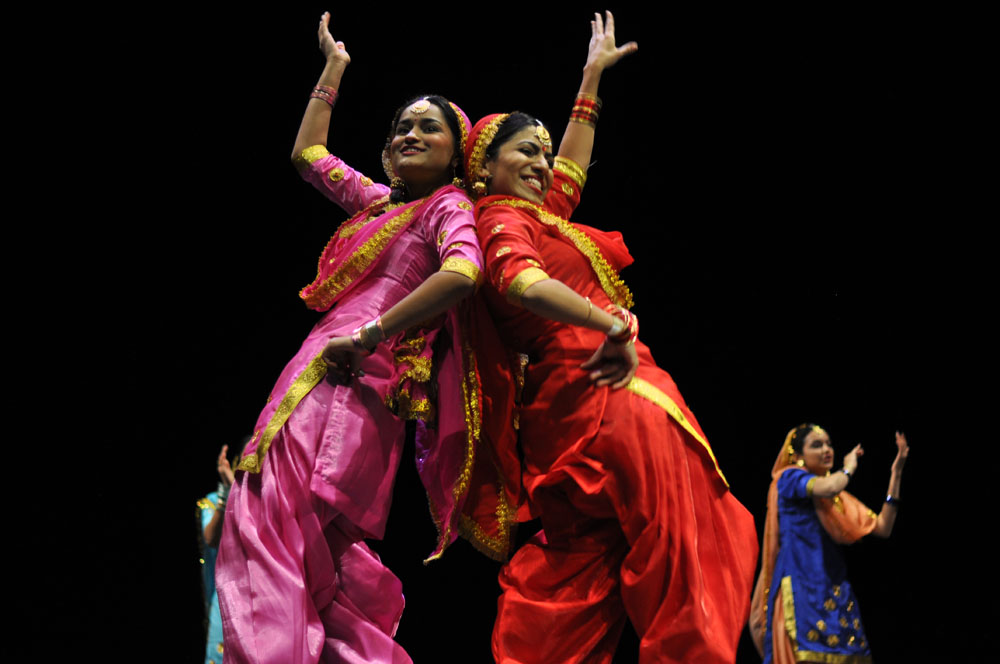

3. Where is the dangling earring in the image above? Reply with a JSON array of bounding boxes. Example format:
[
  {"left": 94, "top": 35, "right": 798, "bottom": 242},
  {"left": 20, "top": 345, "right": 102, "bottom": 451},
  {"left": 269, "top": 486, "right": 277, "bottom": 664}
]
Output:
[
  {"left": 472, "top": 180, "right": 487, "bottom": 195},
  {"left": 452, "top": 177, "right": 464, "bottom": 188},
  {"left": 795, "top": 459, "right": 805, "bottom": 467}
]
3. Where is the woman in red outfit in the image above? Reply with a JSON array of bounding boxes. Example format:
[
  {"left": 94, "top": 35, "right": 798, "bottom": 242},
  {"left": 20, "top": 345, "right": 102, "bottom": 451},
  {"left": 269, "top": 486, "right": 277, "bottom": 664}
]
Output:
[{"left": 464, "top": 12, "right": 759, "bottom": 664}]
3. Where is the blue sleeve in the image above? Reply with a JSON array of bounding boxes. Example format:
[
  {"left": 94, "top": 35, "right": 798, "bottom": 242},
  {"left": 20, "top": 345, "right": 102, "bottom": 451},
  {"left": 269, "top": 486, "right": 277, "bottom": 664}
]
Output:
[
  {"left": 777, "top": 468, "right": 815, "bottom": 501},
  {"left": 199, "top": 492, "right": 219, "bottom": 530}
]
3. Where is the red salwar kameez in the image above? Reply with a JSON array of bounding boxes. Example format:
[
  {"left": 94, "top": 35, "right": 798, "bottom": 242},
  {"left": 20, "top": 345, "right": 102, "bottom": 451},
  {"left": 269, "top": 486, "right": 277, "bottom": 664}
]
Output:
[{"left": 475, "top": 166, "right": 759, "bottom": 664}]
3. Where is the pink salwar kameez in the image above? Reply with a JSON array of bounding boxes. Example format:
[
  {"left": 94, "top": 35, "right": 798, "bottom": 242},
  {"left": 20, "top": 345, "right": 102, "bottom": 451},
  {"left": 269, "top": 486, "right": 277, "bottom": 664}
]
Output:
[{"left": 215, "top": 147, "right": 491, "bottom": 664}]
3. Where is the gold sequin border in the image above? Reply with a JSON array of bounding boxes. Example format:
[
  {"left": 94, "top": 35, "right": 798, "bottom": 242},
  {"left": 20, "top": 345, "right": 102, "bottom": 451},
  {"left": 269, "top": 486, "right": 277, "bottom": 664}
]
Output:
[
  {"left": 440, "top": 256, "right": 482, "bottom": 286},
  {"left": 237, "top": 354, "right": 328, "bottom": 473},
  {"left": 293, "top": 144, "right": 331, "bottom": 173},
  {"left": 505, "top": 266, "right": 549, "bottom": 305},
  {"left": 424, "top": 341, "right": 482, "bottom": 563},
  {"left": 626, "top": 377, "right": 728, "bottom": 487},
  {"left": 466, "top": 114, "right": 510, "bottom": 196},
  {"left": 554, "top": 156, "right": 587, "bottom": 189},
  {"left": 301, "top": 200, "right": 424, "bottom": 311},
  {"left": 480, "top": 198, "right": 633, "bottom": 308}
]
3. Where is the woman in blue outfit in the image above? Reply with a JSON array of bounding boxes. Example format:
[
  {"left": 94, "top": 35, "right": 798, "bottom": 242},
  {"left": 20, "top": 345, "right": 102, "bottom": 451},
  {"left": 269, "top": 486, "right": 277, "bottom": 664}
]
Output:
[{"left": 749, "top": 424, "right": 909, "bottom": 663}]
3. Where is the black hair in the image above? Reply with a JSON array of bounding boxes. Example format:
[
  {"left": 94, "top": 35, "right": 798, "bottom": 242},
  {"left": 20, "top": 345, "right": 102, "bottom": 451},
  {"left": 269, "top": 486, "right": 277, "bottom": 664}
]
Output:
[
  {"left": 386, "top": 95, "right": 464, "bottom": 202},
  {"left": 788, "top": 423, "right": 823, "bottom": 455},
  {"left": 483, "top": 112, "right": 548, "bottom": 162}
]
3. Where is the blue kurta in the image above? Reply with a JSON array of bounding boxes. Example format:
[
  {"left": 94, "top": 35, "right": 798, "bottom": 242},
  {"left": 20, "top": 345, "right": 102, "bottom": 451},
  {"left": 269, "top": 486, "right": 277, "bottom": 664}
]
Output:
[
  {"left": 763, "top": 469, "right": 872, "bottom": 663},
  {"left": 198, "top": 492, "right": 225, "bottom": 664}
]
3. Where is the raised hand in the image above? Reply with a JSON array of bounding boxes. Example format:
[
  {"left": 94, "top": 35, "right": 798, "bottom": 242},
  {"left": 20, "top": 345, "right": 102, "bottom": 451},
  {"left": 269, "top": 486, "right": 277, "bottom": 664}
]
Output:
[
  {"left": 318, "top": 11, "right": 351, "bottom": 66},
  {"left": 843, "top": 444, "right": 864, "bottom": 475},
  {"left": 217, "top": 444, "right": 235, "bottom": 488},
  {"left": 586, "top": 11, "right": 638, "bottom": 72},
  {"left": 892, "top": 431, "right": 909, "bottom": 474}
]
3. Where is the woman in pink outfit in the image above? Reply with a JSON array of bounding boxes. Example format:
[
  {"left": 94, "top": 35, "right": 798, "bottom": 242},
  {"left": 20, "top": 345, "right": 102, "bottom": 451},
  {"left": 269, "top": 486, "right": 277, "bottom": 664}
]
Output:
[{"left": 215, "top": 12, "right": 501, "bottom": 664}]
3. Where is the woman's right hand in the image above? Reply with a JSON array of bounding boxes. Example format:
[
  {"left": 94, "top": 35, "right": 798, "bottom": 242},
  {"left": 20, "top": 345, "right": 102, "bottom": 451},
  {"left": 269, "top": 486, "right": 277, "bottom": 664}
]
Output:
[
  {"left": 581, "top": 339, "right": 638, "bottom": 389},
  {"left": 843, "top": 444, "right": 864, "bottom": 475},
  {"left": 318, "top": 11, "right": 351, "bottom": 66}
]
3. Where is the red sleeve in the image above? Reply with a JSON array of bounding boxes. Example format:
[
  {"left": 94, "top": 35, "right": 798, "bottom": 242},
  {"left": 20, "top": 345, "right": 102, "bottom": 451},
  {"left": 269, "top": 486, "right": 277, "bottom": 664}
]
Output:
[
  {"left": 476, "top": 205, "right": 551, "bottom": 307},
  {"left": 543, "top": 159, "right": 584, "bottom": 219}
]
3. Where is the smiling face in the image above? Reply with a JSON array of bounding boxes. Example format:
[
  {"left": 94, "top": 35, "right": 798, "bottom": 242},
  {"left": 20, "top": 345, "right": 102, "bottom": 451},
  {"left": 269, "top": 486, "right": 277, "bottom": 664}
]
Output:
[
  {"left": 798, "top": 428, "right": 834, "bottom": 475},
  {"left": 481, "top": 125, "right": 554, "bottom": 204},
  {"left": 389, "top": 101, "right": 457, "bottom": 188}
]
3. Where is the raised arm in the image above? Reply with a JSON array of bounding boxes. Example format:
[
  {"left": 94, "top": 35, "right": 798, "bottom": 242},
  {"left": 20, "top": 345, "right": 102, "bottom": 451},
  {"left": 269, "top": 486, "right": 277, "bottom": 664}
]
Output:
[
  {"left": 809, "top": 444, "right": 862, "bottom": 498},
  {"left": 872, "top": 431, "right": 908, "bottom": 538},
  {"left": 556, "top": 11, "right": 638, "bottom": 172},
  {"left": 290, "top": 12, "right": 352, "bottom": 160}
]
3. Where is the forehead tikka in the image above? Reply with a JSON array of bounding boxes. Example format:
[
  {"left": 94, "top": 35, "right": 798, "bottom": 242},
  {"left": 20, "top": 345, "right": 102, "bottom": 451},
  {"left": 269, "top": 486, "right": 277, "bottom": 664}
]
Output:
[
  {"left": 535, "top": 123, "right": 552, "bottom": 151},
  {"left": 410, "top": 99, "right": 431, "bottom": 114}
]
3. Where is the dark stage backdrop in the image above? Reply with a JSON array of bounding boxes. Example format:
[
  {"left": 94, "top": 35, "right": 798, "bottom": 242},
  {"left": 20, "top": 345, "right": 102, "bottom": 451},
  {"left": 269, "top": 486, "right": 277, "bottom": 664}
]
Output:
[{"left": 44, "top": 3, "right": 983, "bottom": 662}]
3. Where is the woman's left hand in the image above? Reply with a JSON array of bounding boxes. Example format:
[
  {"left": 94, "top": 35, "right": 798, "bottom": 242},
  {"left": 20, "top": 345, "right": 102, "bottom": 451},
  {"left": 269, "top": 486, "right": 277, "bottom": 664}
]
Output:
[
  {"left": 581, "top": 339, "right": 638, "bottom": 389},
  {"left": 585, "top": 11, "right": 638, "bottom": 73},
  {"left": 322, "top": 335, "right": 363, "bottom": 384}
]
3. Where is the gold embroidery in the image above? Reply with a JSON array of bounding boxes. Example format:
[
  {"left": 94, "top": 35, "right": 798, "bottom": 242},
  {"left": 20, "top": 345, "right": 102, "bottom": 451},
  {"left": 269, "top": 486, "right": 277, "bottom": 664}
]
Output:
[
  {"left": 440, "top": 256, "right": 481, "bottom": 284},
  {"left": 466, "top": 114, "right": 510, "bottom": 196},
  {"left": 446, "top": 241, "right": 465, "bottom": 250},
  {"left": 491, "top": 223, "right": 505, "bottom": 234},
  {"left": 328, "top": 168, "right": 345, "bottom": 182},
  {"left": 301, "top": 201, "right": 424, "bottom": 310},
  {"left": 847, "top": 635, "right": 856, "bottom": 646},
  {"left": 807, "top": 630, "right": 820, "bottom": 642},
  {"left": 196, "top": 498, "right": 216, "bottom": 511},
  {"left": 832, "top": 494, "right": 846, "bottom": 514},
  {"left": 561, "top": 182, "right": 574, "bottom": 196},
  {"left": 237, "top": 354, "right": 327, "bottom": 472},
  {"left": 424, "top": 342, "right": 481, "bottom": 563},
  {"left": 496, "top": 246, "right": 511, "bottom": 257},
  {"left": 481, "top": 198, "right": 633, "bottom": 307},
  {"left": 626, "top": 377, "right": 728, "bottom": 486},
  {"left": 840, "top": 616, "right": 849, "bottom": 628},
  {"left": 294, "top": 145, "right": 330, "bottom": 172},
  {"left": 853, "top": 618, "right": 860, "bottom": 629},
  {"left": 360, "top": 176, "right": 374, "bottom": 186},
  {"left": 217, "top": 643, "right": 224, "bottom": 654},
  {"left": 781, "top": 576, "right": 797, "bottom": 644},
  {"left": 824, "top": 598, "right": 837, "bottom": 611},
  {"left": 497, "top": 267, "right": 505, "bottom": 291},
  {"left": 833, "top": 585, "right": 842, "bottom": 597},
  {"left": 506, "top": 267, "right": 549, "bottom": 305},
  {"left": 847, "top": 601, "right": 855, "bottom": 612},
  {"left": 817, "top": 620, "right": 827, "bottom": 632},
  {"left": 458, "top": 472, "right": 516, "bottom": 561},
  {"left": 526, "top": 258, "right": 541, "bottom": 268},
  {"left": 554, "top": 156, "right": 587, "bottom": 188},
  {"left": 806, "top": 476, "right": 817, "bottom": 497},
  {"left": 458, "top": 201, "right": 472, "bottom": 211},
  {"left": 826, "top": 635, "right": 840, "bottom": 647},
  {"left": 437, "top": 229, "right": 448, "bottom": 246},
  {"left": 335, "top": 198, "right": 403, "bottom": 241}
]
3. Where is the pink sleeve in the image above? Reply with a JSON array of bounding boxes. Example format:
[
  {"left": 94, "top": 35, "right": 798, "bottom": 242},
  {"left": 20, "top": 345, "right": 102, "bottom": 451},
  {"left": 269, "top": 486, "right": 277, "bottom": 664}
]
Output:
[
  {"left": 294, "top": 145, "right": 392, "bottom": 216},
  {"left": 424, "top": 190, "right": 484, "bottom": 285}
]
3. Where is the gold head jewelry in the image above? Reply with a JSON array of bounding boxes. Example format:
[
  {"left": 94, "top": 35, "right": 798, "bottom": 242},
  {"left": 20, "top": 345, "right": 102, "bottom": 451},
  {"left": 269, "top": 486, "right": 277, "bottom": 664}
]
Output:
[
  {"left": 535, "top": 124, "right": 552, "bottom": 150},
  {"left": 410, "top": 99, "right": 431, "bottom": 114}
]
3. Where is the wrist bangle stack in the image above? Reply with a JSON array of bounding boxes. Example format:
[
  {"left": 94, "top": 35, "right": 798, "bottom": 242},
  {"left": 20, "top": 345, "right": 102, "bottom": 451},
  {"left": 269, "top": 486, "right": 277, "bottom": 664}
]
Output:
[
  {"left": 353, "top": 315, "right": 386, "bottom": 351},
  {"left": 310, "top": 84, "right": 338, "bottom": 108},
  {"left": 604, "top": 304, "right": 638, "bottom": 344},
  {"left": 584, "top": 296, "right": 593, "bottom": 324},
  {"left": 570, "top": 92, "right": 602, "bottom": 128}
]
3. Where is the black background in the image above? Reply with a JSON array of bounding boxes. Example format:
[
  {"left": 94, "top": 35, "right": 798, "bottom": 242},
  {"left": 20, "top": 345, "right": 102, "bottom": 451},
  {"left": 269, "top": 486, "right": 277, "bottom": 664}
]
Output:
[{"left": 23, "top": 3, "right": 986, "bottom": 661}]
